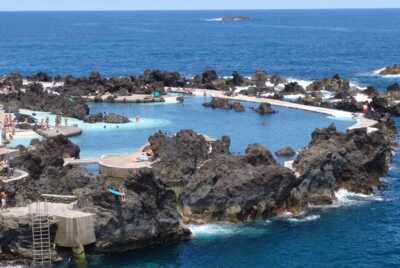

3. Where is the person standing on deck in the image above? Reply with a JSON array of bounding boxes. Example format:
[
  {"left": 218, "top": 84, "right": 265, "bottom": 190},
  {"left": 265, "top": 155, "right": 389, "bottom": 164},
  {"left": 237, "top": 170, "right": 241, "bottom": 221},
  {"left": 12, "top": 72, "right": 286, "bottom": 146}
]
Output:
[{"left": 0, "top": 191, "right": 7, "bottom": 210}]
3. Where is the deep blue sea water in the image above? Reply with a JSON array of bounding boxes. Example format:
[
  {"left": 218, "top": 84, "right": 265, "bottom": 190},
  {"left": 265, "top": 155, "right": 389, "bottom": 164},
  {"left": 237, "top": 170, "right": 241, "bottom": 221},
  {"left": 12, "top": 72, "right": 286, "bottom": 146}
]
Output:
[
  {"left": 1, "top": 10, "right": 400, "bottom": 89},
  {"left": 2, "top": 10, "right": 400, "bottom": 267}
]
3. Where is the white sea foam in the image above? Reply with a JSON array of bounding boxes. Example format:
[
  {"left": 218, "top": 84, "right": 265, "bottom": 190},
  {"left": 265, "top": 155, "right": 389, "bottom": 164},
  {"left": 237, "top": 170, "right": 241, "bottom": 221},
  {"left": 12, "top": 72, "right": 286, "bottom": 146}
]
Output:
[
  {"left": 287, "top": 78, "right": 313, "bottom": 89},
  {"left": 205, "top": 17, "right": 223, "bottom": 22},
  {"left": 189, "top": 222, "right": 270, "bottom": 238},
  {"left": 189, "top": 224, "right": 235, "bottom": 237},
  {"left": 333, "top": 189, "right": 383, "bottom": 207},
  {"left": 354, "top": 93, "right": 371, "bottom": 103},
  {"left": 287, "top": 214, "right": 321, "bottom": 223},
  {"left": 283, "top": 94, "right": 305, "bottom": 101}
]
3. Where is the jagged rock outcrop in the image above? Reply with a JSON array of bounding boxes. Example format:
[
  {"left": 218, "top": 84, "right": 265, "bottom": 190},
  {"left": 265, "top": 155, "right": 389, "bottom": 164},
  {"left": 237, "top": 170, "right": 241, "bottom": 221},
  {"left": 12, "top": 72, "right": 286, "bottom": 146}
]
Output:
[
  {"left": 0, "top": 83, "right": 89, "bottom": 120},
  {"left": 306, "top": 74, "right": 350, "bottom": 92},
  {"left": 203, "top": 98, "right": 245, "bottom": 112},
  {"left": 370, "top": 96, "right": 400, "bottom": 116},
  {"left": 290, "top": 124, "right": 392, "bottom": 208},
  {"left": 74, "top": 168, "right": 191, "bottom": 252},
  {"left": 281, "top": 82, "right": 305, "bottom": 95},
  {"left": 254, "top": 103, "right": 275, "bottom": 115},
  {"left": 148, "top": 130, "right": 222, "bottom": 188},
  {"left": 275, "top": 147, "right": 296, "bottom": 157},
  {"left": 179, "top": 144, "right": 299, "bottom": 223},
  {"left": 84, "top": 112, "right": 130, "bottom": 124}
]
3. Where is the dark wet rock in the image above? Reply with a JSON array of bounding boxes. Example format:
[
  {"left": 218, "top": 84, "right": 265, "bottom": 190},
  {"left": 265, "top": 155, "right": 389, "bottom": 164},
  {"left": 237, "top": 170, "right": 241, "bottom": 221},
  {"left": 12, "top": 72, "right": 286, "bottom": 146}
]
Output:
[
  {"left": 379, "top": 64, "right": 400, "bottom": 76},
  {"left": 203, "top": 98, "right": 231, "bottom": 109},
  {"left": 385, "top": 83, "right": 400, "bottom": 99},
  {"left": 203, "top": 97, "right": 245, "bottom": 112},
  {"left": 231, "top": 102, "right": 245, "bottom": 112},
  {"left": 298, "top": 95, "right": 323, "bottom": 107},
  {"left": 75, "top": 168, "right": 191, "bottom": 253},
  {"left": 148, "top": 130, "right": 216, "bottom": 188},
  {"left": 290, "top": 124, "right": 392, "bottom": 208},
  {"left": 270, "top": 75, "right": 287, "bottom": 85},
  {"left": 0, "top": 82, "right": 89, "bottom": 120},
  {"left": 28, "top": 72, "right": 52, "bottom": 82},
  {"left": 244, "top": 144, "right": 277, "bottom": 166},
  {"left": 370, "top": 96, "right": 400, "bottom": 116},
  {"left": 324, "top": 97, "right": 362, "bottom": 112},
  {"left": 84, "top": 112, "right": 130, "bottom": 124},
  {"left": 254, "top": 103, "right": 275, "bottom": 115},
  {"left": 179, "top": 144, "right": 299, "bottom": 223},
  {"left": 202, "top": 70, "right": 218, "bottom": 84},
  {"left": 230, "top": 71, "right": 245, "bottom": 86},
  {"left": 10, "top": 135, "right": 80, "bottom": 181},
  {"left": 306, "top": 74, "right": 350, "bottom": 92},
  {"left": 281, "top": 82, "right": 305, "bottom": 95},
  {"left": 0, "top": 215, "right": 59, "bottom": 265},
  {"left": 252, "top": 70, "right": 269, "bottom": 89},
  {"left": 0, "top": 73, "right": 24, "bottom": 90},
  {"left": 275, "top": 147, "right": 296, "bottom": 157},
  {"left": 363, "top": 86, "right": 380, "bottom": 98}
]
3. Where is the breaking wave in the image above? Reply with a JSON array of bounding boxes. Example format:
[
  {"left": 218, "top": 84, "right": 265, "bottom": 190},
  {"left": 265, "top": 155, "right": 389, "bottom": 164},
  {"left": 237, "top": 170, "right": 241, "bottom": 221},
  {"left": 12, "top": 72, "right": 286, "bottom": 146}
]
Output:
[{"left": 205, "top": 17, "right": 223, "bottom": 22}]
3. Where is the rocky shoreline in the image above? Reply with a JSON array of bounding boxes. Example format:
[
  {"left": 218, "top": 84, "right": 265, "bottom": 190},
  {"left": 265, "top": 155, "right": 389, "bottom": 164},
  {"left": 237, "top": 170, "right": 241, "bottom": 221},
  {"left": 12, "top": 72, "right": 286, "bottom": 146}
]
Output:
[
  {"left": 0, "top": 69, "right": 398, "bottom": 266},
  {"left": 3, "top": 69, "right": 400, "bottom": 119}
]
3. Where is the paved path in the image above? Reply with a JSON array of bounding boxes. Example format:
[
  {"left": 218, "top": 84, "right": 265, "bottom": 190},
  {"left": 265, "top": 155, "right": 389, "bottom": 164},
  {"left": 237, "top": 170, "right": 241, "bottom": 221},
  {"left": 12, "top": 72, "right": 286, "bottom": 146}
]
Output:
[{"left": 1, "top": 169, "right": 29, "bottom": 183}]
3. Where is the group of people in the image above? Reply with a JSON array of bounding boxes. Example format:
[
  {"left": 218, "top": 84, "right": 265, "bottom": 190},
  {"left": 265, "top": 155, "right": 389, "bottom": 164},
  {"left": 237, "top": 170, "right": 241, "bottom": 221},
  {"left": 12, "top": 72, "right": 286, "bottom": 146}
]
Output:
[
  {"left": 1, "top": 113, "right": 16, "bottom": 142},
  {"left": 37, "top": 115, "right": 68, "bottom": 130}
]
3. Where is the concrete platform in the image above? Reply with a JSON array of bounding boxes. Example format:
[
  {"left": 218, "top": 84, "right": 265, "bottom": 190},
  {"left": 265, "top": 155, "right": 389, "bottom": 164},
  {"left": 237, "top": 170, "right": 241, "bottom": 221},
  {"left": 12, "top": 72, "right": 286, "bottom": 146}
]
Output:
[
  {"left": 1, "top": 202, "right": 96, "bottom": 248},
  {"left": 99, "top": 147, "right": 152, "bottom": 178},
  {"left": 36, "top": 126, "right": 82, "bottom": 138}
]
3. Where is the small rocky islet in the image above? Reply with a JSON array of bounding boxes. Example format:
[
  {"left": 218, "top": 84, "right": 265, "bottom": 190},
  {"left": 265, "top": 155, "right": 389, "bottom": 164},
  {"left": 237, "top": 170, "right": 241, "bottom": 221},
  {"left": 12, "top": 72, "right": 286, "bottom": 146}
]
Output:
[
  {"left": 0, "top": 68, "right": 398, "bottom": 266},
  {"left": 378, "top": 64, "right": 400, "bottom": 76}
]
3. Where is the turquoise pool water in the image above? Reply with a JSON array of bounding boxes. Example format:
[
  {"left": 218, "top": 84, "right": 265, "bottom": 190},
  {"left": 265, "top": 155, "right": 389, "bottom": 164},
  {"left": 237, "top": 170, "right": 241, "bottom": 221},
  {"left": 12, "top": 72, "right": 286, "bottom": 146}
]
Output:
[{"left": 75, "top": 96, "right": 352, "bottom": 159}]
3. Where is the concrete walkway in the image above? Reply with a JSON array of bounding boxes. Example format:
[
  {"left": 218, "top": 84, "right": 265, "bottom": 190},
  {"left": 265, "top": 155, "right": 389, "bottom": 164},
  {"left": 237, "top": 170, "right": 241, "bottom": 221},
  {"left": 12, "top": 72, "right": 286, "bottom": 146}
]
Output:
[
  {"left": 169, "top": 88, "right": 378, "bottom": 130},
  {"left": 1, "top": 169, "right": 29, "bottom": 183}
]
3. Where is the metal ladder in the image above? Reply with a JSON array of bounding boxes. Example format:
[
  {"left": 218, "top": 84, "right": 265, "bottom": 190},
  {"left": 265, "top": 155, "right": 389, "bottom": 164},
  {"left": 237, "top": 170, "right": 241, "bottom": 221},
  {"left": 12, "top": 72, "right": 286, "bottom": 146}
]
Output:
[{"left": 30, "top": 201, "right": 52, "bottom": 266}]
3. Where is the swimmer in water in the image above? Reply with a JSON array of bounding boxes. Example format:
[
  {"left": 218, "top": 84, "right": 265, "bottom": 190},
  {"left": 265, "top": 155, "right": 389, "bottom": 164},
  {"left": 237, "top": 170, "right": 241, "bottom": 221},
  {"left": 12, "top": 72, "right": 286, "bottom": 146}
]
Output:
[{"left": 104, "top": 125, "right": 106, "bottom": 129}]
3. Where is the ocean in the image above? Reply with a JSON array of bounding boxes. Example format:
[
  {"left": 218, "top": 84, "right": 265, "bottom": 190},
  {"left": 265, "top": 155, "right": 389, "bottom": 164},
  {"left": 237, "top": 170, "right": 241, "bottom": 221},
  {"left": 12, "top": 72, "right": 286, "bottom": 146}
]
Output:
[{"left": 2, "top": 9, "right": 400, "bottom": 267}]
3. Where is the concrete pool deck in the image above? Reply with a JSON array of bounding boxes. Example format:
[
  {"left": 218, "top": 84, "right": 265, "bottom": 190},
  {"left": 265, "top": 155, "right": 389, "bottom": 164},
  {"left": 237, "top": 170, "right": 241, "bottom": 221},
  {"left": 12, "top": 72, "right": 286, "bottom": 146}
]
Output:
[
  {"left": 99, "top": 145, "right": 152, "bottom": 178},
  {"left": 36, "top": 126, "right": 83, "bottom": 138}
]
